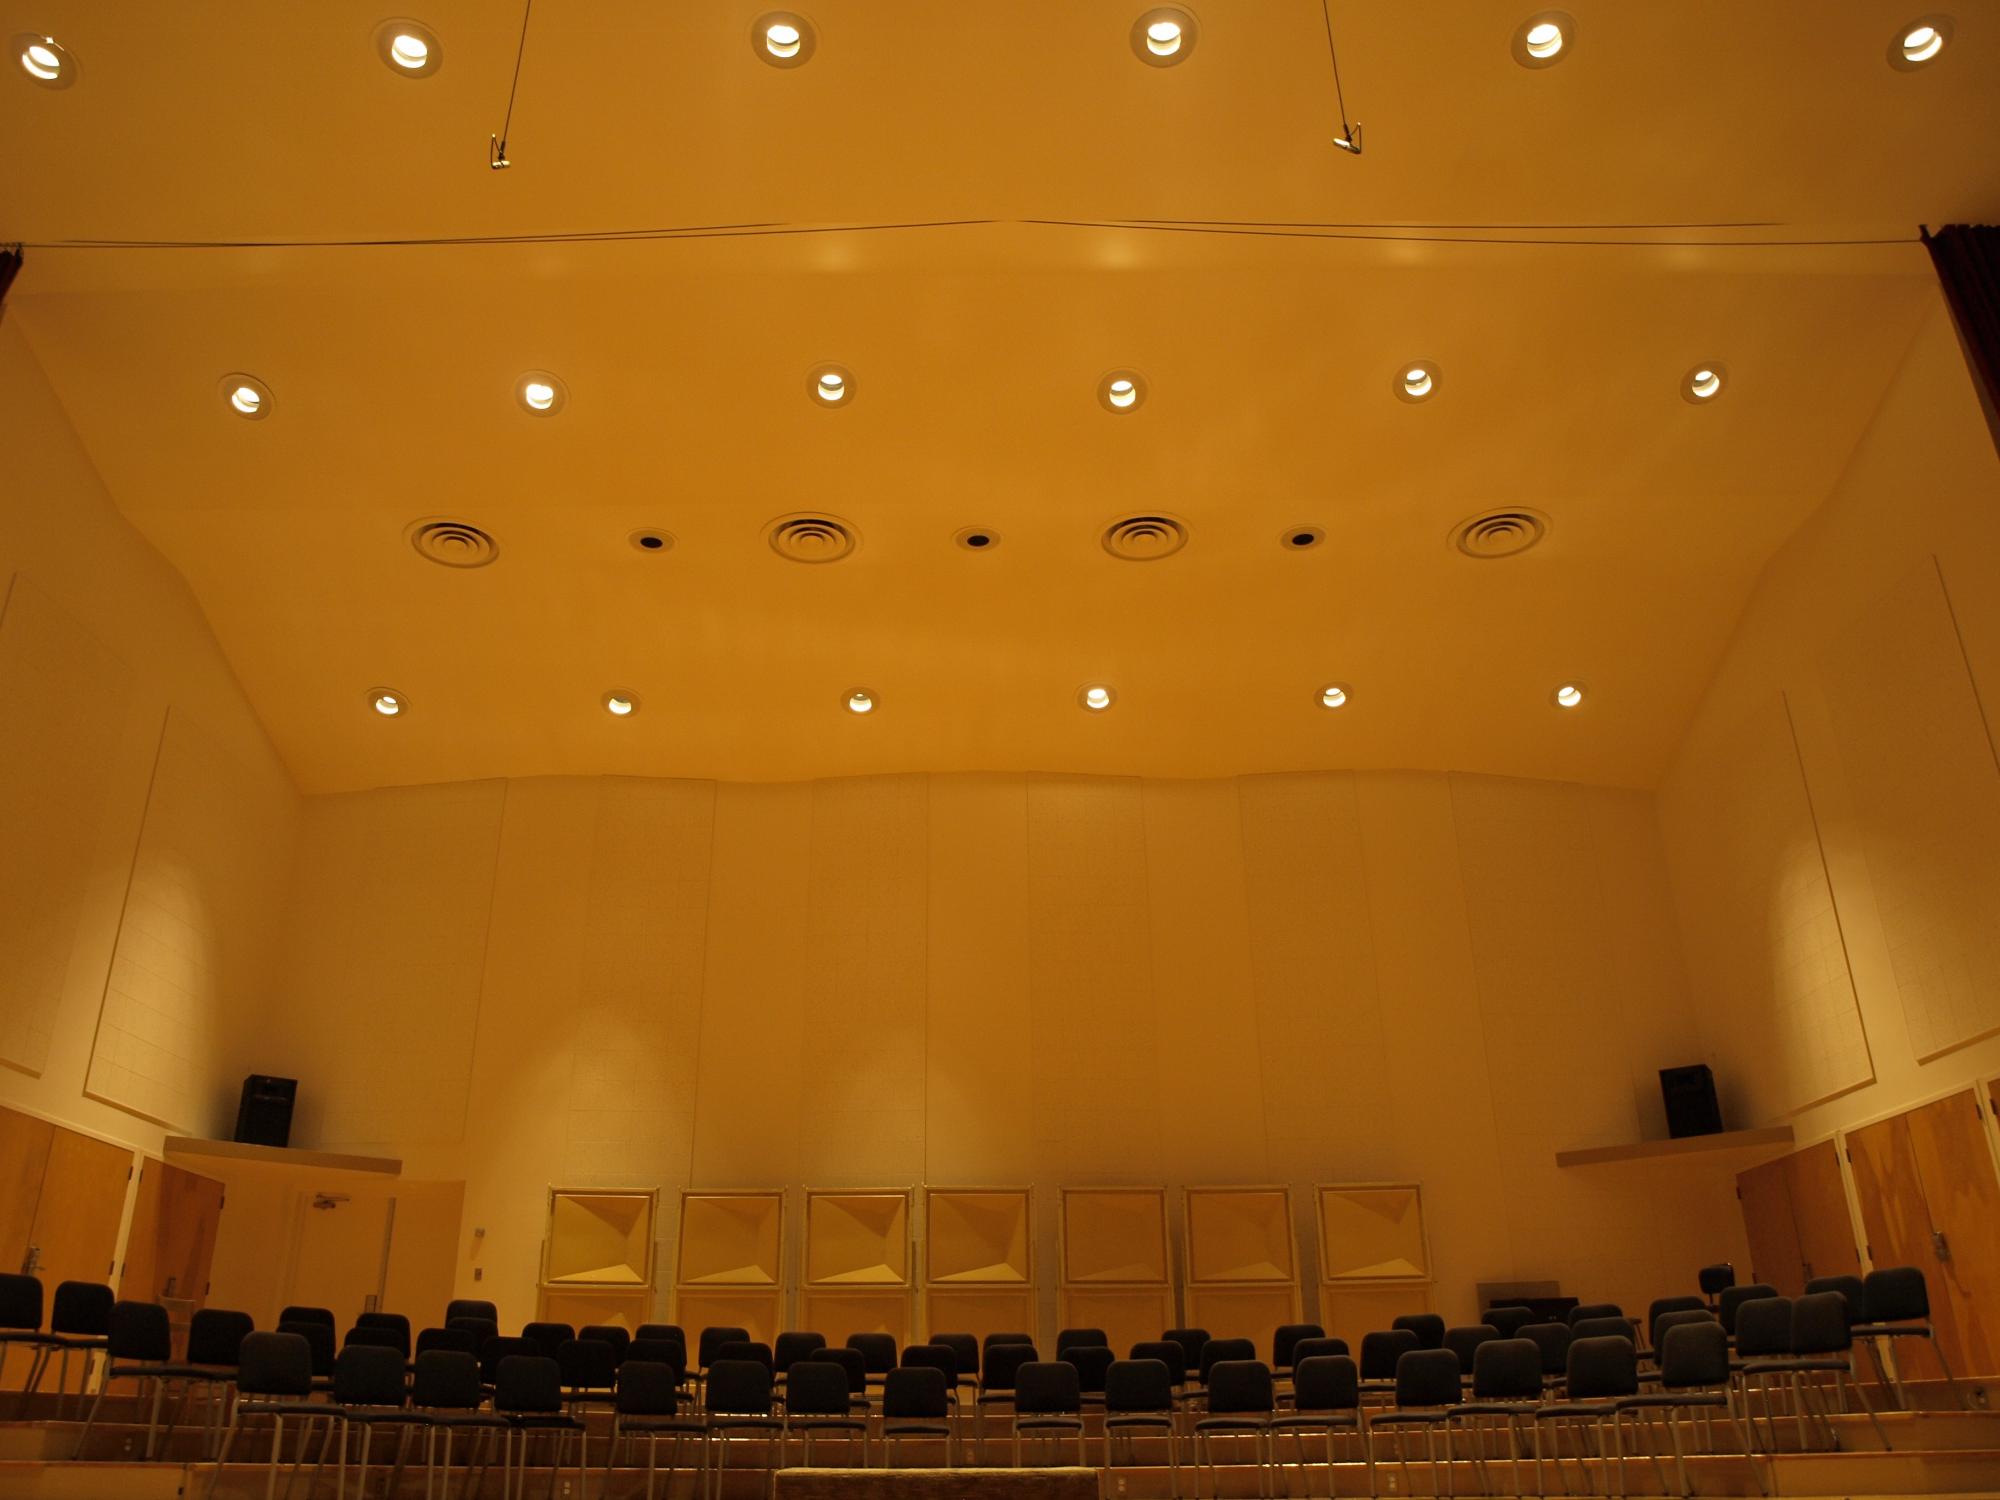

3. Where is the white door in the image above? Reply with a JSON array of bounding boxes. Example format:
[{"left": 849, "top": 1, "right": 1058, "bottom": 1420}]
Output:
[{"left": 286, "top": 1193, "right": 396, "bottom": 1330}]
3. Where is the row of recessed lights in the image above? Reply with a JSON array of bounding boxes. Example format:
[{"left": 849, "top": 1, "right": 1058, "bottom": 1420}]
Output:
[
  {"left": 14, "top": 12, "right": 1955, "bottom": 89},
  {"left": 366, "top": 680, "right": 1591, "bottom": 719},
  {"left": 217, "top": 360, "right": 1729, "bottom": 422}
]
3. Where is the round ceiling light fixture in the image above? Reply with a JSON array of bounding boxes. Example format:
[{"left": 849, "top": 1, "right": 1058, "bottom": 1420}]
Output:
[
  {"left": 1097, "top": 369, "right": 1149, "bottom": 413},
  {"left": 1681, "top": 362, "right": 1727, "bottom": 404},
  {"left": 15, "top": 33, "right": 74, "bottom": 87},
  {"left": 516, "top": 371, "right": 568, "bottom": 416},
  {"left": 1511, "top": 11, "right": 1574, "bottom": 67},
  {"left": 367, "top": 687, "right": 407, "bottom": 717},
  {"left": 807, "top": 364, "right": 853, "bottom": 407},
  {"left": 1552, "top": 681, "right": 1587, "bottom": 710},
  {"left": 1131, "top": 7, "right": 1199, "bottom": 65},
  {"left": 1889, "top": 15, "right": 1952, "bottom": 67},
  {"left": 629, "top": 529, "right": 674, "bottom": 553},
  {"left": 220, "top": 373, "right": 274, "bottom": 420},
  {"left": 1318, "top": 683, "right": 1351, "bottom": 710},
  {"left": 1394, "top": 361, "right": 1440, "bottom": 403},
  {"left": 754, "top": 12, "right": 816, "bottom": 66},
  {"left": 954, "top": 526, "right": 1001, "bottom": 552},
  {"left": 1079, "top": 684, "right": 1118, "bottom": 712},
  {"left": 373, "top": 19, "right": 442, "bottom": 77},
  {"left": 845, "top": 689, "right": 876, "bottom": 714},
  {"left": 1280, "top": 526, "right": 1325, "bottom": 551},
  {"left": 603, "top": 690, "right": 640, "bottom": 717}
]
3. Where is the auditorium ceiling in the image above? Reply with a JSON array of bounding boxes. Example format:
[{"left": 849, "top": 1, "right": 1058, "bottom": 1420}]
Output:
[{"left": 3, "top": 1, "right": 1996, "bottom": 793}]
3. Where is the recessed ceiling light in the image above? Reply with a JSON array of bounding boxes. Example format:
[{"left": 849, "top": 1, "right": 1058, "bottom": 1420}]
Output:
[
  {"left": 1889, "top": 16, "right": 1952, "bottom": 68},
  {"left": 14, "top": 34, "right": 74, "bottom": 88},
  {"left": 604, "top": 691, "right": 639, "bottom": 717},
  {"left": 954, "top": 527, "right": 1001, "bottom": 552},
  {"left": 1681, "top": 363, "right": 1726, "bottom": 404},
  {"left": 1393, "top": 361, "right": 1439, "bottom": 403},
  {"left": 516, "top": 371, "right": 568, "bottom": 416},
  {"left": 1079, "top": 684, "right": 1118, "bottom": 712},
  {"left": 367, "top": 688, "right": 407, "bottom": 717},
  {"left": 1318, "top": 683, "right": 1351, "bottom": 710},
  {"left": 373, "top": 19, "right": 442, "bottom": 78},
  {"left": 1097, "top": 370, "right": 1148, "bottom": 414},
  {"left": 754, "top": 12, "right": 816, "bottom": 67},
  {"left": 1281, "top": 526, "right": 1325, "bottom": 551},
  {"left": 1553, "top": 682, "right": 1586, "bottom": 709},
  {"left": 220, "top": 373, "right": 274, "bottom": 420},
  {"left": 1511, "top": 12, "right": 1573, "bottom": 67},
  {"left": 808, "top": 364, "right": 854, "bottom": 407},
  {"left": 1131, "top": 8, "right": 1198, "bottom": 66},
  {"left": 845, "top": 689, "right": 876, "bottom": 714},
  {"left": 629, "top": 529, "right": 674, "bottom": 553}
]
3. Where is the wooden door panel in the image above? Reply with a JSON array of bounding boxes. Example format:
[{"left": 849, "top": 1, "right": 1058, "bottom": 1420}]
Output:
[
  {"left": 1903, "top": 1091, "right": 2000, "bottom": 1375},
  {"left": 287, "top": 1195, "right": 393, "bottom": 1332},
  {"left": 121, "top": 1160, "right": 225, "bottom": 1307},
  {"left": 0, "top": 1106, "right": 54, "bottom": 1272},
  {"left": 28, "top": 1127, "right": 133, "bottom": 1305},
  {"left": 1846, "top": 1113, "right": 1968, "bottom": 1365},
  {"left": 1737, "top": 1156, "right": 1804, "bottom": 1295},
  {"left": 1783, "top": 1140, "right": 1862, "bottom": 1285}
]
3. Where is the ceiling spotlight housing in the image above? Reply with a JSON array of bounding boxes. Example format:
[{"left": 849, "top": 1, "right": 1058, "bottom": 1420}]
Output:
[
  {"left": 373, "top": 19, "right": 442, "bottom": 77},
  {"left": 14, "top": 33, "right": 74, "bottom": 87},
  {"left": 1393, "top": 361, "right": 1440, "bottom": 403},
  {"left": 516, "top": 371, "right": 568, "bottom": 416},
  {"left": 954, "top": 527, "right": 1001, "bottom": 552},
  {"left": 1318, "top": 683, "right": 1351, "bottom": 710},
  {"left": 603, "top": 691, "right": 640, "bottom": 717},
  {"left": 1889, "top": 15, "right": 1952, "bottom": 68},
  {"left": 1511, "top": 11, "right": 1574, "bottom": 67},
  {"left": 1079, "top": 684, "right": 1118, "bottom": 712},
  {"left": 220, "top": 373, "right": 274, "bottom": 420},
  {"left": 844, "top": 689, "right": 876, "bottom": 714},
  {"left": 629, "top": 530, "right": 674, "bottom": 553},
  {"left": 754, "top": 11, "right": 816, "bottom": 67},
  {"left": 1097, "top": 369, "right": 1149, "bottom": 413},
  {"left": 1280, "top": 526, "right": 1325, "bottom": 551},
  {"left": 368, "top": 688, "right": 407, "bottom": 717},
  {"left": 1681, "top": 363, "right": 1727, "bottom": 404},
  {"left": 1552, "top": 682, "right": 1587, "bottom": 710},
  {"left": 807, "top": 364, "right": 854, "bottom": 407},
  {"left": 1131, "top": 7, "right": 1199, "bottom": 66}
]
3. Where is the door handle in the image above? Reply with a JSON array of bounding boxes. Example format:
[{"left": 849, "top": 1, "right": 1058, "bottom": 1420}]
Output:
[
  {"left": 21, "top": 1246, "right": 39, "bottom": 1275},
  {"left": 1933, "top": 1230, "right": 1952, "bottom": 1263}
]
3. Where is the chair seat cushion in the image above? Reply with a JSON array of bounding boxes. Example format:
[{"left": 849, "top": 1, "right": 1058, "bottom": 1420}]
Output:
[
  {"left": 1369, "top": 1411, "right": 1452, "bottom": 1427},
  {"left": 347, "top": 1411, "right": 429, "bottom": 1426},
  {"left": 1106, "top": 1415, "right": 1175, "bottom": 1431},
  {"left": 622, "top": 1419, "right": 706, "bottom": 1436},
  {"left": 507, "top": 1414, "right": 585, "bottom": 1430},
  {"left": 430, "top": 1413, "right": 513, "bottom": 1430},
  {"left": 1614, "top": 1393, "right": 1726, "bottom": 1411},
  {"left": 884, "top": 1423, "right": 951, "bottom": 1438},
  {"left": 238, "top": 1400, "right": 340, "bottom": 1417},
  {"left": 1741, "top": 1358, "right": 1848, "bottom": 1376},
  {"left": 48, "top": 1335, "right": 109, "bottom": 1350},
  {"left": 1017, "top": 1416, "right": 1084, "bottom": 1431},
  {"left": 1535, "top": 1402, "right": 1619, "bottom": 1420},
  {"left": 1193, "top": 1417, "right": 1268, "bottom": 1434},
  {"left": 1453, "top": 1402, "right": 1536, "bottom": 1418},
  {"left": 708, "top": 1416, "right": 782, "bottom": 1431},
  {"left": 1270, "top": 1413, "right": 1360, "bottom": 1430},
  {"left": 789, "top": 1418, "right": 867, "bottom": 1433},
  {"left": 1851, "top": 1324, "right": 1927, "bottom": 1338}
]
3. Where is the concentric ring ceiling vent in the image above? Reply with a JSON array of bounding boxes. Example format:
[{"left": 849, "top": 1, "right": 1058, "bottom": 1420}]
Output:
[
  {"left": 1451, "top": 508, "right": 1548, "bottom": 559},
  {"left": 767, "top": 513, "right": 858, "bottom": 563},
  {"left": 1102, "top": 514, "right": 1189, "bottom": 561},
  {"left": 408, "top": 519, "right": 499, "bottom": 568}
]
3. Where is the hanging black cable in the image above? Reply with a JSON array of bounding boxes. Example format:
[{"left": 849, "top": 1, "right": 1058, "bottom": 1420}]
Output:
[
  {"left": 489, "top": 0, "right": 534, "bottom": 169},
  {"left": 1321, "top": 0, "right": 1362, "bottom": 154}
]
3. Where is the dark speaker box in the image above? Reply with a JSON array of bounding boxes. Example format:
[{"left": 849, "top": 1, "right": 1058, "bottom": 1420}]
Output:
[
  {"left": 234, "top": 1074, "right": 297, "bottom": 1149},
  {"left": 1659, "top": 1064, "right": 1724, "bottom": 1139}
]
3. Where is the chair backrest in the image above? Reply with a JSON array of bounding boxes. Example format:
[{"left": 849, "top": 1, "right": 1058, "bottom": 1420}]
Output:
[
  {"left": 1394, "top": 1348, "right": 1462, "bottom": 1409},
  {"left": 845, "top": 1332, "right": 896, "bottom": 1374},
  {"left": 1658, "top": 1322, "right": 1729, "bottom": 1390},
  {"left": 784, "top": 1358, "right": 851, "bottom": 1417},
  {"left": 1862, "top": 1266, "right": 1930, "bottom": 1324},
  {"left": 931, "top": 1332, "right": 978, "bottom": 1380},
  {"left": 444, "top": 1298, "right": 498, "bottom": 1326},
  {"left": 1792, "top": 1292, "right": 1854, "bottom": 1355},
  {"left": 983, "top": 1331, "right": 1036, "bottom": 1350},
  {"left": 416, "top": 1326, "right": 479, "bottom": 1358},
  {"left": 1290, "top": 1336, "right": 1350, "bottom": 1366},
  {"left": 1199, "top": 1337, "right": 1256, "bottom": 1384},
  {"left": 628, "top": 1339, "right": 688, "bottom": 1379},
  {"left": 1291, "top": 1354, "right": 1360, "bottom": 1412},
  {"left": 1161, "top": 1328, "right": 1209, "bottom": 1378},
  {"left": 1272, "top": 1323, "right": 1325, "bottom": 1369},
  {"left": 447, "top": 1317, "right": 498, "bottom": 1346},
  {"left": 1646, "top": 1296, "right": 1707, "bottom": 1348},
  {"left": 981, "top": 1341, "right": 1038, "bottom": 1392},
  {"left": 558, "top": 1338, "right": 619, "bottom": 1391},
  {"left": 185, "top": 1308, "right": 255, "bottom": 1368},
  {"left": 1391, "top": 1313, "right": 1445, "bottom": 1349},
  {"left": 1518, "top": 1322, "right": 1572, "bottom": 1377},
  {"left": 1717, "top": 1284, "right": 1778, "bottom": 1333},
  {"left": 1470, "top": 1339, "right": 1542, "bottom": 1402},
  {"left": 236, "top": 1331, "right": 314, "bottom": 1398},
  {"left": 1805, "top": 1276, "right": 1866, "bottom": 1325},
  {"left": 356, "top": 1311, "right": 411, "bottom": 1348},
  {"left": 809, "top": 1345, "right": 868, "bottom": 1396},
  {"left": 1696, "top": 1263, "right": 1735, "bottom": 1297},
  {"left": 109, "top": 1300, "right": 173, "bottom": 1362},
  {"left": 1055, "top": 1327, "right": 1107, "bottom": 1355},
  {"left": 1130, "top": 1340, "right": 1188, "bottom": 1380},
  {"left": 698, "top": 1325, "right": 750, "bottom": 1370},
  {"left": 1205, "top": 1360, "right": 1275, "bottom": 1417},
  {"left": 1566, "top": 1302, "right": 1622, "bottom": 1326},
  {"left": 1104, "top": 1357, "right": 1175, "bottom": 1414},
  {"left": 1443, "top": 1324, "right": 1500, "bottom": 1371},
  {"left": 578, "top": 1325, "right": 630, "bottom": 1360},
  {"left": 1061, "top": 1344, "right": 1115, "bottom": 1395},
  {"left": 706, "top": 1358, "right": 773, "bottom": 1416},
  {"left": 494, "top": 1354, "right": 563, "bottom": 1415},
  {"left": 49, "top": 1281, "right": 114, "bottom": 1336},
  {"left": 1484, "top": 1305, "right": 1535, "bottom": 1338},
  {"left": 1564, "top": 1336, "right": 1638, "bottom": 1400},
  {"left": 1733, "top": 1297, "right": 1793, "bottom": 1358},
  {"left": 774, "top": 1331, "right": 826, "bottom": 1371},
  {"left": 279, "top": 1305, "right": 335, "bottom": 1329},
  {"left": 334, "top": 1343, "right": 409, "bottom": 1407},
  {"left": 412, "top": 1350, "right": 482, "bottom": 1410},
  {"left": 1652, "top": 1309, "right": 1715, "bottom": 1348},
  {"left": 1016, "top": 1359, "right": 1082, "bottom": 1415},
  {"left": 521, "top": 1322, "right": 575, "bottom": 1359},
  {"left": 716, "top": 1340, "right": 774, "bottom": 1372},
  {"left": 615, "top": 1360, "right": 679, "bottom": 1417},
  {"left": 635, "top": 1323, "right": 686, "bottom": 1347},
  {"left": 900, "top": 1343, "right": 957, "bottom": 1379},
  {"left": 1569, "top": 1316, "right": 1637, "bottom": 1346},
  {"left": 884, "top": 1365, "right": 948, "bottom": 1420},
  {"left": 1359, "top": 1329, "right": 1421, "bottom": 1381},
  {"left": 480, "top": 1335, "right": 535, "bottom": 1385},
  {"left": 278, "top": 1319, "right": 336, "bottom": 1376},
  {"left": 344, "top": 1325, "right": 408, "bottom": 1354}
]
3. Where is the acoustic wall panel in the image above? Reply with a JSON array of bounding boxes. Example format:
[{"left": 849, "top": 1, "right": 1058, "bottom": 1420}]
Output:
[
  {"left": 926, "top": 1189, "right": 1030, "bottom": 1284},
  {"left": 1821, "top": 559, "right": 2000, "bottom": 1061},
  {"left": 1318, "top": 1184, "right": 1428, "bottom": 1282},
  {"left": 676, "top": 1191, "right": 782, "bottom": 1285},
  {"left": 806, "top": 1190, "right": 911, "bottom": 1286},
  {"left": 1060, "top": 1188, "right": 1169, "bottom": 1283},
  {"left": 0, "top": 575, "right": 136, "bottom": 1076},
  {"left": 1185, "top": 1187, "right": 1296, "bottom": 1284},
  {"left": 545, "top": 1189, "right": 655, "bottom": 1286}
]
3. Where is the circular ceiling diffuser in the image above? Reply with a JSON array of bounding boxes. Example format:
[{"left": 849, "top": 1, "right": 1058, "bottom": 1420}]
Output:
[
  {"left": 408, "top": 519, "right": 499, "bottom": 568},
  {"left": 1102, "top": 514, "right": 1189, "bottom": 561},
  {"left": 1450, "top": 508, "right": 1549, "bottom": 560},
  {"left": 767, "top": 513, "right": 858, "bottom": 563}
]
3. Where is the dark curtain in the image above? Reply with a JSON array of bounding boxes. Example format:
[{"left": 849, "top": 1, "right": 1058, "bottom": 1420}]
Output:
[
  {"left": 1923, "top": 224, "right": 2000, "bottom": 455},
  {"left": 0, "top": 247, "right": 20, "bottom": 320}
]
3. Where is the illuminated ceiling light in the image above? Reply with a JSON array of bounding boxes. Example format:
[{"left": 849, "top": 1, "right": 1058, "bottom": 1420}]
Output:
[
  {"left": 845, "top": 689, "right": 875, "bottom": 714},
  {"left": 1097, "top": 369, "right": 1148, "bottom": 413},
  {"left": 373, "top": 19, "right": 442, "bottom": 78},
  {"left": 516, "top": 371, "right": 568, "bottom": 416},
  {"left": 754, "top": 12, "right": 815, "bottom": 67},
  {"left": 603, "top": 691, "right": 639, "bottom": 717},
  {"left": 1889, "top": 16, "right": 1952, "bottom": 68},
  {"left": 14, "top": 34, "right": 74, "bottom": 87},
  {"left": 1318, "top": 683, "right": 1351, "bottom": 710},
  {"left": 1393, "top": 360, "right": 1439, "bottom": 403},
  {"left": 1131, "top": 8, "right": 1198, "bottom": 66},
  {"left": 1511, "top": 12, "right": 1574, "bottom": 67},
  {"left": 368, "top": 688, "right": 407, "bottom": 717},
  {"left": 220, "top": 373, "right": 274, "bottom": 420},
  {"left": 1079, "top": 684, "right": 1117, "bottom": 712},
  {"left": 1682, "top": 362, "right": 1726, "bottom": 404},
  {"left": 808, "top": 363, "right": 854, "bottom": 407},
  {"left": 1553, "top": 682, "right": 1586, "bottom": 709}
]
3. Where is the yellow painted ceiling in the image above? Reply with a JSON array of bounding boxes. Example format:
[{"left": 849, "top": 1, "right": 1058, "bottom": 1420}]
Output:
[{"left": 2, "top": 2, "right": 1995, "bottom": 794}]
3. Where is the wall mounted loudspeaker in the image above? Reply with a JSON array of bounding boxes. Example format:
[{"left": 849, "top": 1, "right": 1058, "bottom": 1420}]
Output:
[
  {"left": 1659, "top": 1064, "right": 1723, "bottom": 1139},
  {"left": 234, "top": 1074, "right": 297, "bottom": 1149}
]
